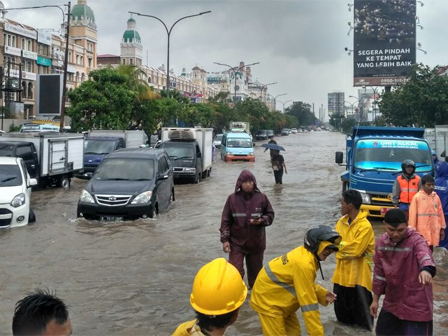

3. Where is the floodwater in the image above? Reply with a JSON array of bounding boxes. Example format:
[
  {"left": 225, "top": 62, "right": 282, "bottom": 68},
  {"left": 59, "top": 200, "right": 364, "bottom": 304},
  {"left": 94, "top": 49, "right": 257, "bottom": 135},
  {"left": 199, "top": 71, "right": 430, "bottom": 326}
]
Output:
[{"left": 1, "top": 131, "right": 447, "bottom": 335}]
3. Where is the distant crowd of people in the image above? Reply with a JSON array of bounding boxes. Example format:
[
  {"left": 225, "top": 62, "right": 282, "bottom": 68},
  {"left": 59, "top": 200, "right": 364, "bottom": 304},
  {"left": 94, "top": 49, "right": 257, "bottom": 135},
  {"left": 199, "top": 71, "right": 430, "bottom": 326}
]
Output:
[{"left": 11, "top": 153, "right": 448, "bottom": 336}]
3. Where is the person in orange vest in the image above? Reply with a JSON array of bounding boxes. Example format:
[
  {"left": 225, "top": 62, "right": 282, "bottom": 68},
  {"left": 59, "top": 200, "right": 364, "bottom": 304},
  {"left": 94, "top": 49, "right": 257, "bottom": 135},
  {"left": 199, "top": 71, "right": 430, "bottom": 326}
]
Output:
[
  {"left": 409, "top": 175, "right": 446, "bottom": 252},
  {"left": 392, "top": 160, "right": 421, "bottom": 219}
]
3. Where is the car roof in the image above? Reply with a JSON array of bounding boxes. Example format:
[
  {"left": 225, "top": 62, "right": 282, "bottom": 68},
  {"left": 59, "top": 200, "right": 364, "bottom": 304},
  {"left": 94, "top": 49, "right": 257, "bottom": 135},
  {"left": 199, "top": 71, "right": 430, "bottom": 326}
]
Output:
[
  {"left": 225, "top": 132, "right": 251, "bottom": 138},
  {"left": 106, "top": 148, "right": 166, "bottom": 159},
  {"left": 0, "top": 141, "right": 34, "bottom": 146},
  {"left": 0, "top": 157, "right": 20, "bottom": 165},
  {"left": 86, "top": 136, "right": 123, "bottom": 141}
]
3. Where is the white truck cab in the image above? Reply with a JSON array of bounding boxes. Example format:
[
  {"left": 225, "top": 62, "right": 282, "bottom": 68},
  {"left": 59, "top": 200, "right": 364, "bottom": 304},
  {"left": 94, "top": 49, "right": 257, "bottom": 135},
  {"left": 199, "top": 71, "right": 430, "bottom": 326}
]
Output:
[{"left": 0, "top": 157, "right": 37, "bottom": 228}]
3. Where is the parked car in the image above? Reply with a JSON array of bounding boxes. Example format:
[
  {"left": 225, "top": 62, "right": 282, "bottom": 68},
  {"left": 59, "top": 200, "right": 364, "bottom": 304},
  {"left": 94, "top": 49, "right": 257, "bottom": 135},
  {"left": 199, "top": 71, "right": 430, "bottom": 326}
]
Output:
[
  {"left": 77, "top": 148, "right": 174, "bottom": 221},
  {"left": 266, "top": 130, "right": 275, "bottom": 138},
  {"left": 291, "top": 128, "right": 298, "bottom": 134},
  {"left": 0, "top": 157, "right": 37, "bottom": 228},
  {"left": 255, "top": 130, "right": 268, "bottom": 140},
  {"left": 213, "top": 134, "right": 223, "bottom": 149},
  {"left": 281, "top": 128, "right": 291, "bottom": 136}
]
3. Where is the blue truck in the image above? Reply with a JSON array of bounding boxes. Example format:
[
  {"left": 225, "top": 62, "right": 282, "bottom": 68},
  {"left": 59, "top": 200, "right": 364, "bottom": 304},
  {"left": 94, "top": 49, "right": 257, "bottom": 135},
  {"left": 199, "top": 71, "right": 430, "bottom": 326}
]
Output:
[
  {"left": 79, "top": 130, "right": 147, "bottom": 178},
  {"left": 335, "top": 126, "right": 434, "bottom": 217}
]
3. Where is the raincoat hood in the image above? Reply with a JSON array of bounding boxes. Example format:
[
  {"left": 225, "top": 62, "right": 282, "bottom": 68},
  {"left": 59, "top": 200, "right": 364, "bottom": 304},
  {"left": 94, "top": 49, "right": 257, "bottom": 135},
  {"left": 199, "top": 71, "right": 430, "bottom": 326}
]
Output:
[
  {"left": 235, "top": 170, "right": 260, "bottom": 193},
  {"left": 437, "top": 162, "right": 448, "bottom": 179}
]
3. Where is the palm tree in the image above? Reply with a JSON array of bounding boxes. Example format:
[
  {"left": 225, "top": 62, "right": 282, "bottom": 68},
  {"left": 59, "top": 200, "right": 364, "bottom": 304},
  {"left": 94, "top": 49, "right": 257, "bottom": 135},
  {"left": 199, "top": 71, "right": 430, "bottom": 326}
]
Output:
[{"left": 116, "top": 65, "right": 160, "bottom": 102}]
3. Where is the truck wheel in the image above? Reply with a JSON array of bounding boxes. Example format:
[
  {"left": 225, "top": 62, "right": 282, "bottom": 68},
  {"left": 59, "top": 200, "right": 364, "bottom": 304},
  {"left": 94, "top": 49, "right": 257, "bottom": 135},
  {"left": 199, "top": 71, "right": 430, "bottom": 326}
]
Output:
[
  {"left": 202, "top": 170, "right": 207, "bottom": 179},
  {"left": 28, "top": 209, "right": 36, "bottom": 223},
  {"left": 171, "top": 188, "right": 175, "bottom": 202},
  {"left": 195, "top": 172, "right": 201, "bottom": 183},
  {"left": 342, "top": 182, "right": 349, "bottom": 192},
  {"left": 207, "top": 168, "right": 211, "bottom": 177},
  {"left": 59, "top": 176, "right": 71, "bottom": 189}
]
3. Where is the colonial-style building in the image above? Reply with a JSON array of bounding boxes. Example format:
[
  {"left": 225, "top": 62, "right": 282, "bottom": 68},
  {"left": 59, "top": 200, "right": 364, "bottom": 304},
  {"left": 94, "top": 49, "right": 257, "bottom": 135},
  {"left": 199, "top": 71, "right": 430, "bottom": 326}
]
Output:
[
  {"left": 0, "top": 0, "right": 97, "bottom": 118},
  {"left": 97, "top": 16, "right": 218, "bottom": 102}
]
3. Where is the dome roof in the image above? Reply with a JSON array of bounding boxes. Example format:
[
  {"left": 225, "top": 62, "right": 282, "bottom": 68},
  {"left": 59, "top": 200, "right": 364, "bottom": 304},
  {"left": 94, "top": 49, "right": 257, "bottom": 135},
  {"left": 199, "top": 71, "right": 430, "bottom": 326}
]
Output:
[
  {"left": 123, "top": 30, "right": 141, "bottom": 42},
  {"left": 128, "top": 17, "right": 136, "bottom": 23},
  {"left": 71, "top": 1, "right": 95, "bottom": 22}
]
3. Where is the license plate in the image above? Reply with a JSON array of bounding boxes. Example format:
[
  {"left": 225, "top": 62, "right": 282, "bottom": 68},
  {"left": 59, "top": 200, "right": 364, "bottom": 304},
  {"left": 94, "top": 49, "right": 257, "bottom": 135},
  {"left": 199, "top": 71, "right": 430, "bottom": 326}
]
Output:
[{"left": 100, "top": 216, "right": 124, "bottom": 221}]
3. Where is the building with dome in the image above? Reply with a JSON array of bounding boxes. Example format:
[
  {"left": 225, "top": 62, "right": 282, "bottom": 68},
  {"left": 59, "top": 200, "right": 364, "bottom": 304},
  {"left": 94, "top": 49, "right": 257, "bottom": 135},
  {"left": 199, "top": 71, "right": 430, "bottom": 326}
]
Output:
[
  {"left": 97, "top": 16, "right": 219, "bottom": 102},
  {"left": 0, "top": 0, "right": 98, "bottom": 121}
]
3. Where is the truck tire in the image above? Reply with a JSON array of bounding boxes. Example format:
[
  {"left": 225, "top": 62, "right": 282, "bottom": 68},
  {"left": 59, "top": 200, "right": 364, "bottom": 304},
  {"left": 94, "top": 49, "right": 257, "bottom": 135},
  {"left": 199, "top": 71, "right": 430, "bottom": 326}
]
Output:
[
  {"left": 195, "top": 172, "right": 201, "bottom": 184},
  {"left": 171, "top": 187, "right": 175, "bottom": 202},
  {"left": 59, "top": 176, "right": 71, "bottom": 189},
  {"left": 342, "top": 181, "right": 349, "bottom": 192},
  {"left": 202, "top": 170, "right": 208, "bottom": 179},
  {"left": 207, "top": 168, "right": 212, "bottom": 177}
]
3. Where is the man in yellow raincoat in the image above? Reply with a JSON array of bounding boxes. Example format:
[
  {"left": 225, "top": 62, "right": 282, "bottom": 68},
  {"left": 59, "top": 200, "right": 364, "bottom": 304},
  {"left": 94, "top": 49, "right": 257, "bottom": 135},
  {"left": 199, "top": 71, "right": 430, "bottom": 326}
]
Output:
[
  {"left": 250, "top": 225, "right": 341, "bottom": 336},
  {"left": 173, "top": 258, "right": 247, "bottom": 336},
  {"left": 332, "top": 189, "right": 375, "bottom": 330},
  {"left": 409, "top": 174, "right": 446, "bottom": 252}
]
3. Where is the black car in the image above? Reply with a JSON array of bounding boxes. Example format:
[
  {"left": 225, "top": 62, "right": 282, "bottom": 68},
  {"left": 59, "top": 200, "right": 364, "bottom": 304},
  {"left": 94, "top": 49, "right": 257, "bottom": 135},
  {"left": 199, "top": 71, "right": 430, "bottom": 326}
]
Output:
[
  {"left": 255, "top": 130, "right": 268, "bottom": 140},
  {"left": 77, "top": 148, "right": 174, "bottom": 220}
]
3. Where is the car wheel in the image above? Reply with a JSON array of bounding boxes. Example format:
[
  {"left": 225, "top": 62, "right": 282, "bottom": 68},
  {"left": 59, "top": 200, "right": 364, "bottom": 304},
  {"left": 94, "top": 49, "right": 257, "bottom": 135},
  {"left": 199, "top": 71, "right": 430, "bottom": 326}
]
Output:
[
  {"left": 171, "top": 187, "right": 175, "bottom": 202},
  {"left": 59, "top": 176, "right": 70, "bottom": 189},
  {"left": 29, "top": 209, "right": 36, "bottom": 223},
  {"left": 149, "top": 204, "right": 157, "bottom": 218}
]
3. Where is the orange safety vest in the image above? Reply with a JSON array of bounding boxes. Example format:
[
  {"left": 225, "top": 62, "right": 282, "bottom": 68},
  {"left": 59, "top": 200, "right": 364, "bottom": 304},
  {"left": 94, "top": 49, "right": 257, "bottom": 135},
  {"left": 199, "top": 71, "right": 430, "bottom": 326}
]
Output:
[{"left": 397, "top": 175, "right": 420, "bottom": 204}]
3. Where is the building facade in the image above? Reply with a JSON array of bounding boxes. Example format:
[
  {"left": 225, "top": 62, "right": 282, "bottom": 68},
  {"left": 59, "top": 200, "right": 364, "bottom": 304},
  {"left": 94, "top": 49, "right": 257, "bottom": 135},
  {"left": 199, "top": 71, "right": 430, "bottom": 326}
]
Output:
[
  {"left": 327, "top": 91, "right": 345, "bottom": 117},
  {"left": 0, "top": 0, "right": 97, "bottom": 118}
]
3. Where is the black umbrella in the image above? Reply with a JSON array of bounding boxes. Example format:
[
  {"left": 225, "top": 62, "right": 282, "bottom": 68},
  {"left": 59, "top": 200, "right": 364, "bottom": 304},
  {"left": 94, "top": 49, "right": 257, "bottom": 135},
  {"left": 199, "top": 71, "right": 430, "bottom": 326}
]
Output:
[{"left": 261, "top": 143, "right": 286, "bottom": 151}]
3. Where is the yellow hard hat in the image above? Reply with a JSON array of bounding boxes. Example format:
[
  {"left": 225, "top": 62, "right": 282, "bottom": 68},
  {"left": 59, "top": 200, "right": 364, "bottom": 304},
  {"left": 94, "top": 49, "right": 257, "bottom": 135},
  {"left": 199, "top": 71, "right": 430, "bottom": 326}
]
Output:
[{"left": 190, "top": 258, "right": 247, "bottom": 315}]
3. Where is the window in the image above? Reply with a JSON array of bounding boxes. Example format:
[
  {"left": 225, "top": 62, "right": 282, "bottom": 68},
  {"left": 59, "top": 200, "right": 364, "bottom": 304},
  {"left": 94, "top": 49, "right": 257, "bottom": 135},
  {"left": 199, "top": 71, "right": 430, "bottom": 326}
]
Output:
[
  {"left": 16, "top": 145, "right": 34, "bottom": 161},
  {"left": 130, "top": 59, "right": 133, "bottom": 65},
  {"left": 21, "top": 38, "right": 25, "bottom": 49},
  {"left": 80, "top": 56, "right": 84, "bottom": 65},
  {"left": 28, "top": 83, "right": 33, "bottom": 99},
  {"left": 7, "top": 35, "right": 11, "bottom": 46},
  {"left": 122, "top": 59, "right": 126, "bottom": 65},
  {"left": 12, "top": 35, "right": 16, "bottom": 47},
  {"left": 81, "top": 73, "right": 85, "bottom": 82},
  {"left": 88, "top": 58, "right": 92, "bottom": 68},
  {"left": 27, "top": 40, "right": 31, "bottom": 50},
  {"left": 27, "top": 61, "right": 32, "bottom": 72},
  {"left": 76, "top": 55, "right": 79, "bottom": 64},
  {"left": 68, "top": 51, "right": 72, "bottom": 62},
  {"left": 158, "top": 156, "right": 168, "bottom": 174},
  {"left": 22, "top": 81, "right": 27, "bottom": 99}
]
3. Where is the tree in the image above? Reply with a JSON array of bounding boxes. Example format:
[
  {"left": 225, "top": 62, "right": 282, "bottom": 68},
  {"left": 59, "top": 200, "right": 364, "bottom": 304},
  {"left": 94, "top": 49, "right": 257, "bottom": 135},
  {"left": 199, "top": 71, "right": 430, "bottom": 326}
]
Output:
[
  {"left": 380, "top": 64, "right": 448, "bottom": 127},
  {"left": 67, "top": 68, "right": 136, "bottom": 132},
  {"left": 285, "top": 101, "right": 317, "bottom": 126},
  {"left": 330, "top": 113, "right": 345, "bottom": 131}
]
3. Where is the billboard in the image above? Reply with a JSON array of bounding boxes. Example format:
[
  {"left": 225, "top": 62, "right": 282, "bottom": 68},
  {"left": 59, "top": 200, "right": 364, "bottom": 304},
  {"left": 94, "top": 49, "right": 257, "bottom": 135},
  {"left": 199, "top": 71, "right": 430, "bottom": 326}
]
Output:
[
  {"left": 36, "top": 74, "right": 63, "bottom": 115},
  {"left": 353, "top": 0, "right": 416, "bottom": 86}
]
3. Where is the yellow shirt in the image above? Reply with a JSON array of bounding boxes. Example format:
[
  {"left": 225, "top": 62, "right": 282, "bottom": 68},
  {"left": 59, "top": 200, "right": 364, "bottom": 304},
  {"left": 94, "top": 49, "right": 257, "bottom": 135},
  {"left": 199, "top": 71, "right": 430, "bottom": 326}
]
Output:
[
  {"left": 172, "top": 320, "right": 206, "bottom": 336},
  {"left": 331, "top": 211, "right": 375, "bottom": 291}
]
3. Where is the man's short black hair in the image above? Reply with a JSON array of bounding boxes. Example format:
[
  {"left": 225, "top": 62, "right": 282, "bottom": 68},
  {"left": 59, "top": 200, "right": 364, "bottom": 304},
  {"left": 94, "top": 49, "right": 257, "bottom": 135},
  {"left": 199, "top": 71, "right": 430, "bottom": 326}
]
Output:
[
  {"left": 195, "top": 310, "right": 237, "bottom": 332},
  {"left": 12, "top": 289, "right": 69, "bottom": 336},
  {"left": 421, "top": 174, "right": 435, "bottom": 185},
  {"left": 342, "top": 189, "right": 363, "bottom": 210},
  {"left": 384, "top": 209, "right": 408, "bottom": 228}
]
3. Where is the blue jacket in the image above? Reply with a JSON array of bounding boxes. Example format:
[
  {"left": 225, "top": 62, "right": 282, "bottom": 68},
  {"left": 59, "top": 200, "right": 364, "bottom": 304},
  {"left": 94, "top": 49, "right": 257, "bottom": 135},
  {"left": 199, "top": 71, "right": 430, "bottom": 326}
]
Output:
[{"left": 435, "top": 162, "right": 448, "bottom": 249}]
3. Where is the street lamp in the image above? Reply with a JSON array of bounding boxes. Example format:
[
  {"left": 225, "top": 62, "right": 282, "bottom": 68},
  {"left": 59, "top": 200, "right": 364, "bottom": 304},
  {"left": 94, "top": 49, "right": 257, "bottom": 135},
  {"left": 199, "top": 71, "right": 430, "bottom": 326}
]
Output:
[
  {"left": 130, "top": 10, "right": 211, "bottom": 98},
  {"left": 362, "top": 85, "right": 380, "bottom": 122},
  {"left": 214, "top": 61, "right": 260, "bottom": 104},
  {"left": 278, "top": 99, "right": 292, "bottom": 113},
  {"left": 349, "top": 95, "right": 363, "bottom": 121},
  {"left": 344, "top": 100, "right": 356, "bottom": 117},
  {"left": 268, "top": 93, "right": 287, "bottom": 111},
  {"left": 249, "top": 81, "right": 277, "bottom": 101},
  {"left": 2, "top": 3, "right": 71, "bottom": 132}
]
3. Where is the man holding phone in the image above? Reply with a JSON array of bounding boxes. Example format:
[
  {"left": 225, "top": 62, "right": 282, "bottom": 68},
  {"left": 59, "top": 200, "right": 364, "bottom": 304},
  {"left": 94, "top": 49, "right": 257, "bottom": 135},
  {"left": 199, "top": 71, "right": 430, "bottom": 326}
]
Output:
[{"left": 220, "top": 170, "right": 275, "bottom": 290}]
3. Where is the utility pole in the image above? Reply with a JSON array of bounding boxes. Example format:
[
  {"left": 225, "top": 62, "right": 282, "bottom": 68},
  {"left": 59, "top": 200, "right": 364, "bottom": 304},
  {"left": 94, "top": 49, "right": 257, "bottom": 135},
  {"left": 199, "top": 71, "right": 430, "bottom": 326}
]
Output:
[{"left": 59, "top": 1, "right": 71, "bottom": 132}]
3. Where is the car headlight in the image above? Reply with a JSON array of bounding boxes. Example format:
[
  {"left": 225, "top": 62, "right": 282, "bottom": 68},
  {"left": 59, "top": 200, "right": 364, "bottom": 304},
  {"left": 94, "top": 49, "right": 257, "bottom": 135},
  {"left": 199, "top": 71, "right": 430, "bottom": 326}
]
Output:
[
  {"left": 226, "top": 152, "right": 233, "bottom": 155},
  {"left": 184, "top": 168, "right": 196, "bottom": 173},
  {"left": 131, "top": 191, "right": 153, "bottom": 204},
  {"left": 80, "top": 189, "right": 95, "bottom": 203},
  {"left": 248, "top": 152, "right": 254, "bottom": 156},
  {"left": 359, "top": 192, "right": 371, "bottom": 204},
  {"left": 11, "top": 193, "right": 25, "bottom": 208}
]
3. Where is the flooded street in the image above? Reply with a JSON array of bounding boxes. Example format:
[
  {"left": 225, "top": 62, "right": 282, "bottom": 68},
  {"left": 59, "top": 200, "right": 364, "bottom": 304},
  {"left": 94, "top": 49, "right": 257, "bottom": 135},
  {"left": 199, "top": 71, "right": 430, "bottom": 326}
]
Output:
[{"left": 1, "top": 131, "right": 447, "bottom": 335}]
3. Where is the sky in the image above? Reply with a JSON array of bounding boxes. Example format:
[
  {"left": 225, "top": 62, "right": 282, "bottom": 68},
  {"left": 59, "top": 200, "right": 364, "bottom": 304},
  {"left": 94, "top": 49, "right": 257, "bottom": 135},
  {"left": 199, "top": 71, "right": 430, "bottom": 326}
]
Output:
[{"left": 4, "top": 0, "right": 448, "bottom": 119}]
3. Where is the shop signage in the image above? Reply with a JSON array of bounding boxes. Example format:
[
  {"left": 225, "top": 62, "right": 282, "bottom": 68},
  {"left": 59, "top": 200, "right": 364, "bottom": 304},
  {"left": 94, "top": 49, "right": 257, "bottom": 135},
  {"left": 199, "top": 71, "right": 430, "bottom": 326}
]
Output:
[
  {"left": 9, "top": 69, "right": 37, "bottom": 81},
  {"left": 37, "top": 56, "right": 52, "bottom": 67},
  {"left": 37, "top": 30, "right": 52, "bottom": 46},
  {"left": 5, "top": 22, "right": 37, "bottom": 39},
  {"left": 5, "top": 45, "right": 21, "bottom": 57},
  {"left": 23, "top": 50, "right": 38, "bottom": 60}
]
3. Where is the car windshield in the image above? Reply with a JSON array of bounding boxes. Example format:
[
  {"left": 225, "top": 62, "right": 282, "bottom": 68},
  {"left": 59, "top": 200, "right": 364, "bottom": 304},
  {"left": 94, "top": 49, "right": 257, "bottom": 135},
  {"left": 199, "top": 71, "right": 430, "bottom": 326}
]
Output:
[
  {"left": 214, "top": 135, "right": 223, "bottom": 141},
  {"left": 0, "top": 165, "right": 23, "bottom": 186},
  {"left": 227, "top": 139, "right": 252, "bottom": 148},
  {"left": 354, "top": 139, "right": 432, "bottom": 172},
  {"left": 0, "top": 144, "right": 14, "bottom": 157},
  {"left": 84, "top": 139, "right": 117, "bottom": 155},
  {"left": 94, "top": 158, "right": 154, "bottom": 180},
  {"left": 162, "top": 143, "right": 195, "bottom": 160}
]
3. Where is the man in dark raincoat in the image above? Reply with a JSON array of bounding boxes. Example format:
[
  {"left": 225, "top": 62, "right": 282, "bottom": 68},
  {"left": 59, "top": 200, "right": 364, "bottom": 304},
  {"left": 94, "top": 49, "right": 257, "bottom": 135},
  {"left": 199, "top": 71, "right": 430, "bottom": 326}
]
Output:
[{"left": 220, "top": 170, "right": 275, "bottom": 289}]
